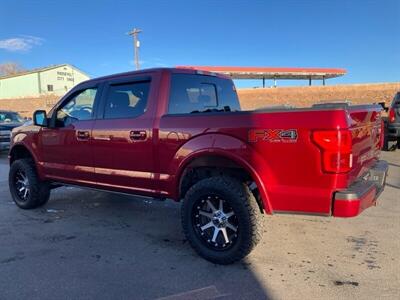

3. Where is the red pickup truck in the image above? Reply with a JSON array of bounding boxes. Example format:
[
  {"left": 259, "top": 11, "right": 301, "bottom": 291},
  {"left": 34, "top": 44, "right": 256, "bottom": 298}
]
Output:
[{"left": 8, "top": 68, "right": 388, "bottom": 264}]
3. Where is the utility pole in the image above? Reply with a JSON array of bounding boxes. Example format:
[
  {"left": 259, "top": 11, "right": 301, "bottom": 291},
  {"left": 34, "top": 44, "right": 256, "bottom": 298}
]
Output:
[{"left": 128, "top": 28, "right": 142, "bottom": 70}]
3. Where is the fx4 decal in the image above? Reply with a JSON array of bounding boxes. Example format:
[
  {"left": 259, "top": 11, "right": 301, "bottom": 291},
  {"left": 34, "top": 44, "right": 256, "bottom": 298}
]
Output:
[{"left": 248, "top": 129, "right": 298, "bottom": 143}]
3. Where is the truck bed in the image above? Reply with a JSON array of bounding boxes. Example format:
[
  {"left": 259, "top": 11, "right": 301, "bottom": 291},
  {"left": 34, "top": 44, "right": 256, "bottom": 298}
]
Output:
[{"left": 159, "top": 103, "right": 383, "bottom": 215}]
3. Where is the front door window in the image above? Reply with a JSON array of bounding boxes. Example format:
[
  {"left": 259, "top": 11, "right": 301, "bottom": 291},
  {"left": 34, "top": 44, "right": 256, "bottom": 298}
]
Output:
[{"left": 56, "top": 88, "right": 97, "bottom": 127}]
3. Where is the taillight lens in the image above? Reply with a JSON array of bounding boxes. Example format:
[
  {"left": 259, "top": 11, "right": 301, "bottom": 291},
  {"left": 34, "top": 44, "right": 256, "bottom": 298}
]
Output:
[
  {"left": 312, "top": 130, "right": 353, "bottom": 173},
  {"left": 388, "top": 108, "right": 395, "bottom": 123}
]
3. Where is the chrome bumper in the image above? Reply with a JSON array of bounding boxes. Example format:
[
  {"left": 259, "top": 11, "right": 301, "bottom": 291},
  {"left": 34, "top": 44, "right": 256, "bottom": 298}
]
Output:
[{"left": 333, "top": 160, "right": 388, "bottom": 217}]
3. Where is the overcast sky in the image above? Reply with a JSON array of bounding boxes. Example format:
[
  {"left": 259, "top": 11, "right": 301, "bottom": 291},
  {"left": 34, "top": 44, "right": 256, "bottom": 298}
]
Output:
[{"left": 0, "top": 0, "right": 399, "bottom": 87}]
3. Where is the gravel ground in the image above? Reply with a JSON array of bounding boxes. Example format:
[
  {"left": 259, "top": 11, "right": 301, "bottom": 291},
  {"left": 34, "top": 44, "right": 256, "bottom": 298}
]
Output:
[{"left": 0, "top": 151, "right": 399, "bottom": 300}]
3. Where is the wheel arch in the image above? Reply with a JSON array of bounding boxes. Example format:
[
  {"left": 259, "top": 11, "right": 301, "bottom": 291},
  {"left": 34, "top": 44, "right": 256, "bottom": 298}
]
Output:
[
  {"left": 9, "top": 143, "right": 37, "bottom": 165},
  {"left": 176, "top": 149, "right": 272, "bottom": 214}
]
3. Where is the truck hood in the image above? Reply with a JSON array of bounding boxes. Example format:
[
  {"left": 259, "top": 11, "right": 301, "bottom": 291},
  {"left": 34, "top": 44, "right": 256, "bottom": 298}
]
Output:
[
  {"left": 0, "top": 122, "right": 24, "bottom": 131},
  {"left": 10, "top": 122, "right": 40, "bottom": 135}
]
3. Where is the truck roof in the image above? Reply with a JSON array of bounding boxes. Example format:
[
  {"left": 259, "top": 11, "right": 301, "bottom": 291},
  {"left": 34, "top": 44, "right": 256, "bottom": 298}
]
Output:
[{"left": 80, "top": 67, "right": 231, "bottom": 86}]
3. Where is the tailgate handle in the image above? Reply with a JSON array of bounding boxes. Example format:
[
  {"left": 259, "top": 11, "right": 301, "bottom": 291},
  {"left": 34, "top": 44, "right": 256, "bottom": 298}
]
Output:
[{"left": 130, "top": 130, "right": 147, "bottom": 141}]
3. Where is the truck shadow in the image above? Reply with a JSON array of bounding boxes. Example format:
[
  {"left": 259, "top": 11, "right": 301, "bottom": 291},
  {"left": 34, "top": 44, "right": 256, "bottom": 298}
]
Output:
[{"left": 1, "top": 187, "right": 272, "bottom": 300}]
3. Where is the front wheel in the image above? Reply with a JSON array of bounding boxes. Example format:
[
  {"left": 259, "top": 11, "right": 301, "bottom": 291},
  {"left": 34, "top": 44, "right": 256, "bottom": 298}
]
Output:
[
  {"left": 181, "top": 176, "right": 263, "bottom": 264},
  {"left": 9, "top": 158, "right": 50, "bottom": 209}
]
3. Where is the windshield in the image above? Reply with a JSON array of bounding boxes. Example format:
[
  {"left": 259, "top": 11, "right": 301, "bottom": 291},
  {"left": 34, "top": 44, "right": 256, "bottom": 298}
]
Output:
[{"left": 0, "top": 112, "right": 24, "bottom": 124}]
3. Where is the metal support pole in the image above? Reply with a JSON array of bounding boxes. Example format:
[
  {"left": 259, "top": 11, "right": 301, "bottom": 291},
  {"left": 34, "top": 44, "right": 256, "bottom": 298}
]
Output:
[
  {"left": 309, "top": 77, "right": 312, "bottom": 86},
  {"left": 128, "top": 28, "right": 142, "bottom": 70},
  {"left": 263, "top": 77, "right": 265, "bottom": 88},
  {"left": 322, "top": 76, "right": 325, "bottom": 86}
]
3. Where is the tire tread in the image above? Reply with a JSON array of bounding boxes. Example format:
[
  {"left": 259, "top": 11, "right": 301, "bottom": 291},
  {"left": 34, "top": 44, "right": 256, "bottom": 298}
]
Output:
[
  {"left": 9, "top": 158, "right": 50, "bottom": 209},
  {"left": 182, "top": 176, "right": 263, "bottom": 264}
]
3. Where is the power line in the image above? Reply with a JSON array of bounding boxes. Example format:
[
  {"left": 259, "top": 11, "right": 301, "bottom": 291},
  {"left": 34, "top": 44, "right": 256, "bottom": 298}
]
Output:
[{"left": 127, "top": 28, "right": 142, "bottom": 70}]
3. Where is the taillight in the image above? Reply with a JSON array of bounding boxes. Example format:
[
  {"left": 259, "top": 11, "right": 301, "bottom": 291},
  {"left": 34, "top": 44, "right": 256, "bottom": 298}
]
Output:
[
  {"left": 312, "top": 130, "right": 353, "bottom": 173},
  {"left": 388, "top": 108, "right": 395, "bottom": 123}
]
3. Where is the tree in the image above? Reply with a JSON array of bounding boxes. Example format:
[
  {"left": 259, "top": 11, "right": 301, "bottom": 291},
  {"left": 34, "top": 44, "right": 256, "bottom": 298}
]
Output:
[{"left": 0, "top": 62, "right": 25, "bottom": 76}]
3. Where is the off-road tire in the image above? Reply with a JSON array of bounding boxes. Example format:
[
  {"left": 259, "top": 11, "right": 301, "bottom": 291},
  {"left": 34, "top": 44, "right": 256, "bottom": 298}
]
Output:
[
  {"left": 181, "top": 176, "right": 263, "bottom": 264},
  {"left": 9, "top": 158, "right": 50, "bottom": 209}
]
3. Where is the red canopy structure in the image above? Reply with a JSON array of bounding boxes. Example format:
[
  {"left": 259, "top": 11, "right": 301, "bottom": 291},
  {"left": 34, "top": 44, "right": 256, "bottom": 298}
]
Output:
[{"left": 176, "top": 66, "right": 347, "bottom": 87}]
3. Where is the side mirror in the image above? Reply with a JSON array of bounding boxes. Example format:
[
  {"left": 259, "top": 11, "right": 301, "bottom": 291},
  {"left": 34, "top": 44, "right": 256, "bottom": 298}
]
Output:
[{"left": 33, "top": 110, "right": 48, "bottom": 127}]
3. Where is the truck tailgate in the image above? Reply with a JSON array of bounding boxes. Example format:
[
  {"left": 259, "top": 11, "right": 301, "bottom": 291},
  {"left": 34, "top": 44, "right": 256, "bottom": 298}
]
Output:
[
  {"left": 330, "top": 104, "right": 388, "bottom": 217},
  {"left": 347, "top": 105, "right": 383, "bottom": 185}
]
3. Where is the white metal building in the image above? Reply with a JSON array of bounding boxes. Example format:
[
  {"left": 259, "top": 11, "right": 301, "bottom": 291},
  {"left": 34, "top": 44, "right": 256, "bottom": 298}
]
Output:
[{"left": 0, "top": 64, "right": 90, "bottom": 99}]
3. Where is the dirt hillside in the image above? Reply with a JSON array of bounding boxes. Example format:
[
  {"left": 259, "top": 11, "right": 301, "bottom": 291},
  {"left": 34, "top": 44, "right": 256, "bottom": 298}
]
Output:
[
  {"left": 0, "top": 96, "right": 58, "bottom": 118},
  {"left": 238, "top": 82, "right": 399, "bottom": 110},
  {"left": 0, "top": 82, "right": 399, "bottom": 118}
]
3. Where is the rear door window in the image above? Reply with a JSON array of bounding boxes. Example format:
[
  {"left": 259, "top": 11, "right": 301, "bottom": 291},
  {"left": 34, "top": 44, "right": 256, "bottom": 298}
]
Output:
[
  {"left": 103, "top": 81, "right": 150, "bottom": 119},
  {"left": 186, "top": 83, "right": 218, "bottom": 109},
  {"left": 168, "top": 74, "right": 241, "bottom": 114}
]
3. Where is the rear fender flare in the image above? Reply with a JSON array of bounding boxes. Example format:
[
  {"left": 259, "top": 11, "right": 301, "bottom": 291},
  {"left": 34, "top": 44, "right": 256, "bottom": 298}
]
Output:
[{"left": 172, "top": 133, "right": 273, "bottom": 213}]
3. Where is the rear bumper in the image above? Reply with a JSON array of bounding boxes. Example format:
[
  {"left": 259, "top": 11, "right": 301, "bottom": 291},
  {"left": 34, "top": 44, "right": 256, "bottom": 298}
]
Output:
[{"left": 333, "top": 160, "right": 388, "bottom": 217}]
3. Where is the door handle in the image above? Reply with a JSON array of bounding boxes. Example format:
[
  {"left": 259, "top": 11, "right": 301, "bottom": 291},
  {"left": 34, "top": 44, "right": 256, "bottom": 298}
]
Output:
[
  {"left": 130, "top": 130, "right": 147, "bottom": 141},
  {"left": 77, "top": 130, "right": 90, "bottom": 140}
]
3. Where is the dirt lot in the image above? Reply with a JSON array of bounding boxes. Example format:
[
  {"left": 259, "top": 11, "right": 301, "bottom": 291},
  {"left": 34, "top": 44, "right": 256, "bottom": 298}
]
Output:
[
  {"left": 0, "top": 82, "right": 399, "bottom": 118},
  {"left": 0, "top": 150, "right": 399, "bottom": 300}
]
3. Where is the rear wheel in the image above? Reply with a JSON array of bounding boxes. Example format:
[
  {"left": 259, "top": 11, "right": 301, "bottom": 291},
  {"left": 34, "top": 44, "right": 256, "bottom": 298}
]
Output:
[
  {"left": 181, "top": 176, "right": 263, "bottom": 264},
  {"left": 9, "top": 158, "right": 50, "bottom": 209}
]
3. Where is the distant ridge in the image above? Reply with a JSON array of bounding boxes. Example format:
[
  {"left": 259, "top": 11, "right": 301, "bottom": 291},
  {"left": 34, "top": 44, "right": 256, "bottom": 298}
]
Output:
[{"left": 238, "top": 82, "right": 400, "bottom": 110}]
